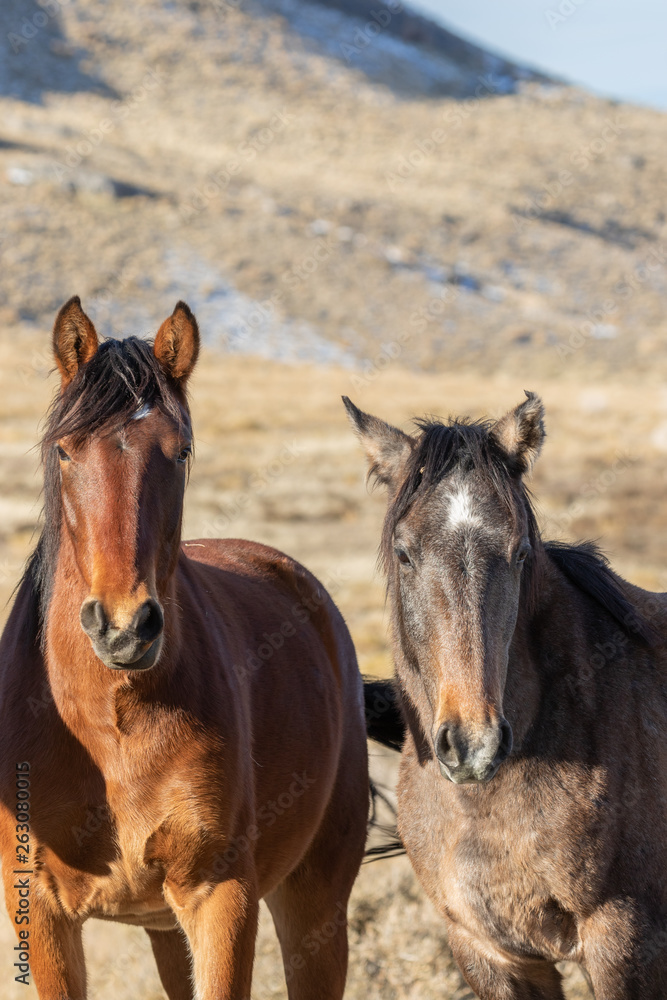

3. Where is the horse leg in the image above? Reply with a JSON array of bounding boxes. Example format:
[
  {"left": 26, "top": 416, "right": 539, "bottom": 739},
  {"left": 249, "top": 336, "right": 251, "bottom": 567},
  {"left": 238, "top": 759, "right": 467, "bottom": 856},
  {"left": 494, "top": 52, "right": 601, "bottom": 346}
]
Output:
[
  {"left": 581, "top": 904, "right": 650, "bottom": 999},
  {"left": 12, "top": 899, "right": 85, "bottom": 998},
  {"left": 266, "top": 874, "right": 351, "bottom": 999},
  {"left": 584, "top": 953, "right": 640, "bottom": 999},
  {"left": 146, "top": 928, "right": 194, "bottom": 1000},
  {"left": 168, "top": 873, "right": 259, "bottom": 999},
  {"left": 3, "top": 861, "right": 84, "bottom": 997},
  {"left": 265, "top": 759, "right": 368, "bottom": 999},
  {"left": 266, "top": 869, "right": 353, "bottom": 999},
  {"left": 447, "top": 923, "right": 566, "bottom": 1000}
]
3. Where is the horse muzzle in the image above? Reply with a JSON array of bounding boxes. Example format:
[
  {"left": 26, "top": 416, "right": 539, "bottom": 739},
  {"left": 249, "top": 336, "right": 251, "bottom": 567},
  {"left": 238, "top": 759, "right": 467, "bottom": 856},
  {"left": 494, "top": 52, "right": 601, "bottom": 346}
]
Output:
[
  {"left": 80, "top": 598, "right": 165, "bottom": 671},
  {"left": 433, "top": 718, "right": 513, "bottom": 784}
]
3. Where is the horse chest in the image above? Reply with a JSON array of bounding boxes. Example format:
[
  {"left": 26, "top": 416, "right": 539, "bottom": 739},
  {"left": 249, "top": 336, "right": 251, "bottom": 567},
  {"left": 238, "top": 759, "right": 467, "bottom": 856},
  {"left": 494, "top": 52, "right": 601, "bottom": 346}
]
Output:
[
  {"left": 398, "top": 754, "right": 592, "bottom": 963},
  {"left": 32, "top": 816, "right": 165, "bottom": 924},
  {"left": 437, "top": 834, "right": 582, "bottom": 962},
  {"left": 33, "top": 773, "right": 223, "bottom": 926}
]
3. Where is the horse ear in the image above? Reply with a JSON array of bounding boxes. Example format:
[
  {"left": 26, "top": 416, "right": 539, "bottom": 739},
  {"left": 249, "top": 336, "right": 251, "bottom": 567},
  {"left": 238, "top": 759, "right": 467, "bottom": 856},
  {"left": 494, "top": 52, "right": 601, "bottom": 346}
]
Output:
[
  {"left": 154, "top": 301, "right": 200, "bottom": 385},
  {"left": 492, "top": 391, "right": 545, "bottom": 474},
  {"left": 342, "top": 396, "right": 414, "bottom": 489},
  {"left": 52, "top": 296, "right": 99, "bottom": 387}
]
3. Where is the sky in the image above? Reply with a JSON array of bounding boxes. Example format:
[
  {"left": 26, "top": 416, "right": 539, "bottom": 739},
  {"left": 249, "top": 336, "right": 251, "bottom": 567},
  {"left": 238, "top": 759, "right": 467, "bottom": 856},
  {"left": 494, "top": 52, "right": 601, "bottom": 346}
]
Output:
[{"left": 406, "top": 0, "right": 667, "bottom": 110}]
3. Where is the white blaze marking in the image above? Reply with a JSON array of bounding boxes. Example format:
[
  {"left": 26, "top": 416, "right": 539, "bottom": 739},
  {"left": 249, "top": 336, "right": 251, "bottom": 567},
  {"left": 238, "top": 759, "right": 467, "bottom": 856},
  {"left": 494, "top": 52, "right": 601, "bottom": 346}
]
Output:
[
  {"left": 131, "top": 403, "right": 152, "bottom": 421},
  {"left": 447, "top": 487, "right": 481, "bottom": 528}
]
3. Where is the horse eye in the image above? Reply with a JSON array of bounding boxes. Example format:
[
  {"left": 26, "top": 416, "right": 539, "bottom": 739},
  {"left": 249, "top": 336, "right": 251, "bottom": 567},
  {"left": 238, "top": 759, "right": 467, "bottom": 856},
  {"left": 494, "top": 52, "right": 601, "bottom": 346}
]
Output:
[
  {"left": 516, "top": 542, "right": 531, "bottom": 565},
  {"left": 56, "top": 445, "right": 71, "bottom": 462},
  {"left": 395, "top": 546, "right": 412, "bottom": 567},
  {"left": 177, "top": 446, "right": 192, "bottom": 464}
]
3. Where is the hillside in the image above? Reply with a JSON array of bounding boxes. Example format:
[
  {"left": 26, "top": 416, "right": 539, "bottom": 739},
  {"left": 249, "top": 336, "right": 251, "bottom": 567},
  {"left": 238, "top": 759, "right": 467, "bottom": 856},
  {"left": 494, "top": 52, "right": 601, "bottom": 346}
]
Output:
[{"left": 1, "top": 0, "right": 666, "bottom": 380}]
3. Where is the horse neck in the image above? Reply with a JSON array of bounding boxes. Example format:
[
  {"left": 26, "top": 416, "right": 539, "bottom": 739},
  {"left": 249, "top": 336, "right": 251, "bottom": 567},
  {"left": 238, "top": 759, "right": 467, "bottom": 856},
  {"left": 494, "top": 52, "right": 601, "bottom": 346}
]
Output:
[
  {"left": 503, "top": 541, "right": 591, "bottom": 747},
  {"left": 43, "top": 528, "right": 180, "bottom": 747}
]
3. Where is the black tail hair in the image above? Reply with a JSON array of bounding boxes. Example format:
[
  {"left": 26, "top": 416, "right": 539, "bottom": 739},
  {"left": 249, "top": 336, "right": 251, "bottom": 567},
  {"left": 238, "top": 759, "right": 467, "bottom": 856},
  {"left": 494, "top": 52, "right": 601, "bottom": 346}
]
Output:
[
  {"left": 365, "top": 780, "right": 404, "bottom": 862},
  {"left": 363, "top": 679, "right": 406, "bottom": 860},
  {"left": 363, "top": 678, "right": 405, "bottom": 752}
]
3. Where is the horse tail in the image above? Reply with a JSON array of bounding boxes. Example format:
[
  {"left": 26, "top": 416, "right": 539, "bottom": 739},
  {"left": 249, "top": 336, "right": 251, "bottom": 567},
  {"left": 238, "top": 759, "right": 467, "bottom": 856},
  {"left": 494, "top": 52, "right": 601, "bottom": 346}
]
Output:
[
  {"left": 363, "top": 678, "right": 405, "bottom": 752},
  {"left": 365, "top": 779, "right": 404, "bottom": 861},
  {"left": 363, "top": 678, "right": 406, "bottom": 860}
]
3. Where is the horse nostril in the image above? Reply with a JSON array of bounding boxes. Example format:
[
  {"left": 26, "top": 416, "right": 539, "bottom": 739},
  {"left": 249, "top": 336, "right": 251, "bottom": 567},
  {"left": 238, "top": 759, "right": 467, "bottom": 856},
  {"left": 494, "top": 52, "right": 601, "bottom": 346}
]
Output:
[
  {"left": 133, "top": 600, "right": 164, "bottom": 643},
  {"left": 434, "top": 723, "right": 461, "bottom": 768},
  {"left": 496, "top": 718, "right": 513, "bottom": 763},
  {"left": 80, "top": 599, "right": 107, "bottom": 638}
]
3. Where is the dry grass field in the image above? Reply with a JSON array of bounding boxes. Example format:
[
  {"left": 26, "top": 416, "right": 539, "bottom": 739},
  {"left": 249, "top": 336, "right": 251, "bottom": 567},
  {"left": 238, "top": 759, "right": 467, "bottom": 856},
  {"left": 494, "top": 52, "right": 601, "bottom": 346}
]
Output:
[{"left": 2, "top": 0, "right": 667, "bottom": 994}]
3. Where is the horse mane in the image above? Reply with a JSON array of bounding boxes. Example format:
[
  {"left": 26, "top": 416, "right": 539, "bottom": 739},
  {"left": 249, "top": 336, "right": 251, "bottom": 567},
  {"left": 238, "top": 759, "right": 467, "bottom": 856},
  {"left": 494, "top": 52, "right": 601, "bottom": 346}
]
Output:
[
  {"left": 22, "top": 337, "right": 187, "bottom": 632},
  {"left": 543, "top": 541, "right": 657, "bottom": 646},
  {"left": 381, "top": 416, "right": 656, "bottom": 646}
]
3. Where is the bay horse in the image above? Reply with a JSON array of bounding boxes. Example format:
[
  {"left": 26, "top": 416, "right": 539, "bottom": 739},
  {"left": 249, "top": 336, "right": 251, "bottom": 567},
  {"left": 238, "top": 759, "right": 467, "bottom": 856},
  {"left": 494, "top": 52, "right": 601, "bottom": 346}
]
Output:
[
  {"left": 0, "top": 296, "right": 370, "bottom": 1000},
  {"left": 346, "top": 393, "right": 667, "bottom": 999}
]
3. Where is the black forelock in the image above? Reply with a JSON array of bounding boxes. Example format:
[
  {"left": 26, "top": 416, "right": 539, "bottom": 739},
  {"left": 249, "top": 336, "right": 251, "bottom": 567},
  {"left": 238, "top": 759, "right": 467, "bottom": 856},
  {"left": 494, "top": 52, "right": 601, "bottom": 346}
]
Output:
[
  {"left": 380, "top": 417, "right": 538, "bottom": 570},
  {"left": 42, "top": 336, "right": 184, "bottom": 449}
]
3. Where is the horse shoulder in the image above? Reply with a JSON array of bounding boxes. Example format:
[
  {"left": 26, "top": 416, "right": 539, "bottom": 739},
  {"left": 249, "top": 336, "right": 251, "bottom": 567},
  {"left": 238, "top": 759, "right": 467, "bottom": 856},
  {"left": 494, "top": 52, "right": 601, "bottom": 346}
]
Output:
[
  {"left": 179, "top": 537, "right": 350, "bottom": 652},
  {"left": 181, "top": 537, "right": 315, "bottom": 588}
]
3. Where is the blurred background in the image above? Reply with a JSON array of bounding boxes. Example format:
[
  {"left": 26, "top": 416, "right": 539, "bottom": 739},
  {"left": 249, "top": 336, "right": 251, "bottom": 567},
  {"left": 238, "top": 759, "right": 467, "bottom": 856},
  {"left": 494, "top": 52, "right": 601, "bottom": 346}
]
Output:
[{"left": 1, "top": 0, "right": 666, "bottom": 996}]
